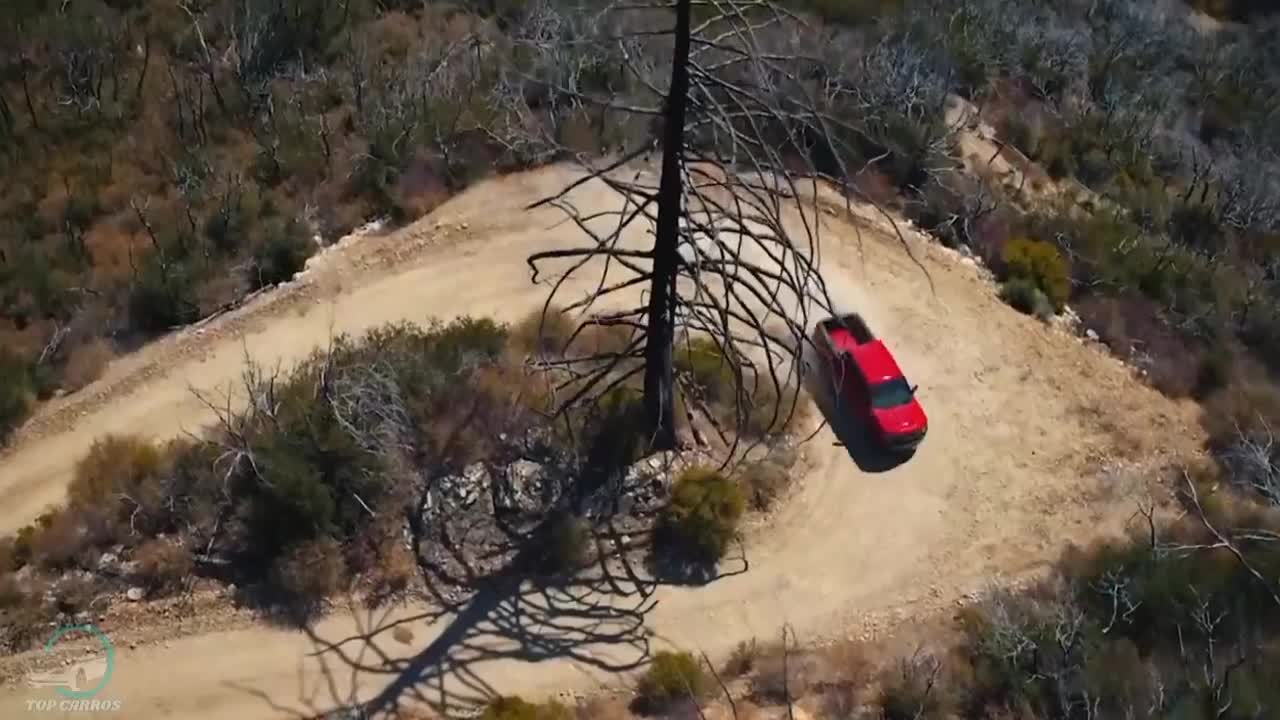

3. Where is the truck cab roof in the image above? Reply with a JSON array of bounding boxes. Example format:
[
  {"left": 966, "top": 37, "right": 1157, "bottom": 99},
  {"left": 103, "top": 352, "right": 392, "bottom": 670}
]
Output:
[{"left": 827, "top": 327, "right": 904, "bottom": 385}]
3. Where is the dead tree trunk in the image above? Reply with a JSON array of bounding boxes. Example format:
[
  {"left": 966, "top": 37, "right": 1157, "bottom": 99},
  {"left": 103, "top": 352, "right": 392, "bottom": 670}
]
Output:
[{"left": 643, "top": 0, "right": 692, "bottom": 450}]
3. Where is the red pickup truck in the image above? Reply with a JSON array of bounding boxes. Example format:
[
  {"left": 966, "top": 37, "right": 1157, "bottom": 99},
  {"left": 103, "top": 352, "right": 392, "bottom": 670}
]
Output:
[{"left": 814, "top": 313, "right": 928, "bottom": 453}]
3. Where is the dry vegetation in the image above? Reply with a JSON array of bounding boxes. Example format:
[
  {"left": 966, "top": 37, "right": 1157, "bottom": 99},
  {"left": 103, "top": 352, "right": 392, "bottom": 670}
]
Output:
[
  {"left": 473, "top": 469, "right": 1280, "bottom": 720},
  {"left": 0, "top": 310, "right": 805, "bottom": 650},
  {"left": 1, "top": 0, "right": 1279, "bottom": 716}
]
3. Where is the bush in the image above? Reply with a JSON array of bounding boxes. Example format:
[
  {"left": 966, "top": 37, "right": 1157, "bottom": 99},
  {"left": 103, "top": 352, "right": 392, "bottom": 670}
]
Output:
[
  {"left": 247, "top": 218, "right": 311, "bottom": 289},
  {"left": 724, "top": 638, "right": 759, "bottom": 677},
  {"left": 751, "top": 642, "right": 823, "bottom": 704},
  {"left": 1073, "top": 292, "right": 1207, "bottom": 397},
  {"left": 999, "top": 277, "right": 1053, "bottom": 320},
  {"left": 349, "top": 519, "right": 417, "bottom": 602},
  {"left": 656, "top": 467, "right": 745, "bottom": 567},
  {"left": 878, "top": 655, "right": 949, "bottom": 720},
  {"left": 532, "top": 511, "right": 592, "bottom": 575},
  {"left": 1002, "top": 238, "right": 1070, "bottom": 311},
  {"left": 1201, "top": 377, "right": 1280, "bottom": 450},
  {"left": 635, "top": 650, "right": 711, "bottom": 713},
  {"left": 133, "top": 539, "right": 194, "bottom": 596},
  {"left": 271, "top": 537, "right": 347, "bottom": 619},
  {"left": 60, "top": 337, "right": 115, "bottom": 391},
  {"left": 128, "top": 256, "right": 201, "bottom": 334},
  {"left": 29, "top": 509, "right": 91, "bottom": 570},
  {"left": 509, "top": 306, "right": 576, "bottom": 359},
  {"left": 481, "top": 696, "right": 573, "bottom": 720},
  {"left": 0, "top": 579, "right": 53, "bottom": 653},
  {"left": 70, "top": 435, "right": 164, "bottom": 508},
  {"left": 0, "top": 349, "right": 33, "bottom": 443},
  {"left": 676, "top": 336, "right": 737, "bottom": 407}
]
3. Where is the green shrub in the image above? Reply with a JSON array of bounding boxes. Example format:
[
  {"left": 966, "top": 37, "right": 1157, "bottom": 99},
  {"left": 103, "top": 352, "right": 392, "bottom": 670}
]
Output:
[
  {"left": 635, "top": 650, "right": 711, "bottom": 712},
  {"left": 676, "top": 336, "right": 737, "bottom": 406},
  {"left": 247, "top": 218, "right": 311, "bottom": 289},
  {"left": 480, "top": 696, "right": 573, "bottom": 720},
  {"left": 0, "top": 349, "right": 32, "bottom": 444},
  {"left": 657, "top": 467, "right": 745, "bottom": 566},
  {"left": 1002, "top": 238, "right": 1070, "bottom": 311},
  {"left": 128, "top": 256, "right": 200, "bottom": 333},
  {"left": 533, "top": 511, "right": 591, "bottom": 575},
  {"left": 999, "top": 277, "right": 1053, "bottom": 321}
]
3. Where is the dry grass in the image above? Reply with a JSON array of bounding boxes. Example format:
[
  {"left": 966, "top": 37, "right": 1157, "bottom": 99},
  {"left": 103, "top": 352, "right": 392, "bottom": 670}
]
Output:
[
  {"left": 70, "top": 435, "right": 164, "bottom": 508},
  {"left": 29, "top": 510, "right": 89, "bottom": 570},
  {"left": 272, "top": 537, "right": 347, "bottom": 611},
  {"left": 510, "top": 306, "right": 577, "bottom": 359},
  {"left": 133, "top": 538, "right": 194, "bottom": 597}
]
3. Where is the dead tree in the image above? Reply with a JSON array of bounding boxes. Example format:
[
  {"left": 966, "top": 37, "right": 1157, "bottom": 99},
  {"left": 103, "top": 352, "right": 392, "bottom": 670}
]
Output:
[{"left": 515, "top": 0, "right": 911, "bottom": 450}]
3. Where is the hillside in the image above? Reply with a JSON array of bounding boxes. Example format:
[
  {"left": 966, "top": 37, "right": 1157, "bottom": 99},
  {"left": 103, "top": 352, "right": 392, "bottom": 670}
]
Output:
[{"left": 0, "top": 164, "right": 1201, "bottom": 719}]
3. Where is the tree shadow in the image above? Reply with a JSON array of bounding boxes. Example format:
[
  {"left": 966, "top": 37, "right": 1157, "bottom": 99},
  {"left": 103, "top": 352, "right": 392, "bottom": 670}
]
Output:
[
  {"left": 231, "top": 513, "right": 746, "bottom": 719},
  {"left": 799, "top": 342, "right": 912, "bottom": 474}
]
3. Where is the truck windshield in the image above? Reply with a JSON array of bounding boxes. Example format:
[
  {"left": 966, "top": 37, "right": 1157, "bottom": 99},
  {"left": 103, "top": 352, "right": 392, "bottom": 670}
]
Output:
[{"left": 869, "top": 377, "right": 914, "bottom": 409}]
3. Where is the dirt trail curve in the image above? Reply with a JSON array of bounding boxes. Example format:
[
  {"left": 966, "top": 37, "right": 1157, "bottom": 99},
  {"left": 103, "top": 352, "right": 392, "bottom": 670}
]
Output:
[{"left": 0, "top": 165, "right": 1201, "bottom": 718}]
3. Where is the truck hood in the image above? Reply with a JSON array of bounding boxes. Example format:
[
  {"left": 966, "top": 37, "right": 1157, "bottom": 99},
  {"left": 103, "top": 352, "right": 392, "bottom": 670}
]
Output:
[{"left": 871, "top": 400, "right": 927, "bottom": 437}]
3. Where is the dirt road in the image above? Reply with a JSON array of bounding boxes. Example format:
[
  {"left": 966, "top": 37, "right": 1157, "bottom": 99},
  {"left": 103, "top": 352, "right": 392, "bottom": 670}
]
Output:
[{"left": 0, "top": 166, "right": 1200, "bottom": 718}]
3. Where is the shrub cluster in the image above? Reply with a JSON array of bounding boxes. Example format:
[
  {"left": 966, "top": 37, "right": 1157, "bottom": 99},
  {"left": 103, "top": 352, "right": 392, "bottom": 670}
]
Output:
[
  {"left": 999, "top": 238, "right": 1070, "bottom": 315},
  {"left": 634, "top": 650, "right": 711, "bottom": 713},
  {"left": 481, "top": 696, "right": 573, "bottom": 720},
  {"left": 655, "top": 467, "right": 745, "bottom": 571},
  {"left": 0, "top": 313, "right": 809, "bottom": 634}
]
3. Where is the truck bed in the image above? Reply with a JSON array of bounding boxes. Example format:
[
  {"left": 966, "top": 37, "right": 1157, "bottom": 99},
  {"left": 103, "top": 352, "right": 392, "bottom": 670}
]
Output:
[{"left": 818, "top": 313, "right": 875, "bottom": 354}]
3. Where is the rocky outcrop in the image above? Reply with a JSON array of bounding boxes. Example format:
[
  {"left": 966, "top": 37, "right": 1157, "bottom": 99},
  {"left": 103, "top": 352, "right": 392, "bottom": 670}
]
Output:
[{"left": 415, "top": 448, "right": 706, "bottom": 588}]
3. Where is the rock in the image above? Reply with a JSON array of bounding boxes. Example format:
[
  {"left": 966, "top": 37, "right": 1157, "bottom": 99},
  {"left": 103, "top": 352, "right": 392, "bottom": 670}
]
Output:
[
  {"left": 437, "top": 463, "right": 490, "bottom": 507},
  {"left": 125, "top": 587, "right": 145, "bottom": 602},
  {"left": 495, "top": 460, "right": 551, "bottom": 513},
  {"left": 120, "top": 560, "right": 141, "bottom": 577},
  {"left": 1085, "top": 328, "right": 1100, "bottom": 342},
  {"left": 73, "top": 612, "right": 91, "bottom": 624},
  {"left": 96, "top": 552, "right": 121, "bottom": 575}
]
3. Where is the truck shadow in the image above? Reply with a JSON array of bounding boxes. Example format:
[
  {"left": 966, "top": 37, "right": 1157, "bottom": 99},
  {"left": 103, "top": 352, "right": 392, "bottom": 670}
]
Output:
[{"left": 800, "top": 345, "right": 913, "bottom": 474}]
